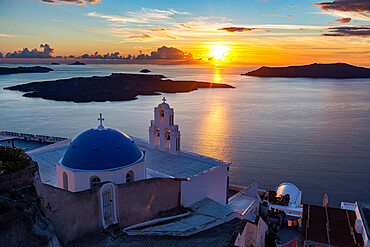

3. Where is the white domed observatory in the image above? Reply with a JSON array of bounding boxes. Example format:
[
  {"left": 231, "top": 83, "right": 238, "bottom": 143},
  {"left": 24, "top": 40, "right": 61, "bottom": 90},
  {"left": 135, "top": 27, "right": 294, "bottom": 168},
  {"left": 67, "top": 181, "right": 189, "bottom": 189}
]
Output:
[
  {"left": 148, "top": 97, "right": 181, "bottom": 154},
  {"left": 56, "top": 114, "right": 146, "bottom": 192}
]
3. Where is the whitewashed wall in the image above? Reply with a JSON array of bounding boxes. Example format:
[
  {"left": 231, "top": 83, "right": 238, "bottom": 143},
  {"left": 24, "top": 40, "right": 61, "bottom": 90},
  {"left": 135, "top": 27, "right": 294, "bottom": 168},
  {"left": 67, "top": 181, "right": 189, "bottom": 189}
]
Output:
[
  {"left": 181, "top": 164, "right": 228, "bottom": 207},
  {"left": 56, "top": 161, "right": 146, "bottom": 192}
]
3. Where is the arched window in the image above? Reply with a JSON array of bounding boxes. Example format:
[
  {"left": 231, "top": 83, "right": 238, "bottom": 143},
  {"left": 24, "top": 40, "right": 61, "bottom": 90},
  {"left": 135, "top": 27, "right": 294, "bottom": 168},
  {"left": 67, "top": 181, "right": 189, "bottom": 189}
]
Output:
[
  {"left": 63, "top": 172, "right": 68, "bottom": 190},
  {"left": 90, "top": 176, "right": 101, "bottom": 188},
  {"left": 159, "top": 106, "right": 164, "bottom": 124},
  {"left": 126, "top": 171, "right": 134, "bottom": 183}
]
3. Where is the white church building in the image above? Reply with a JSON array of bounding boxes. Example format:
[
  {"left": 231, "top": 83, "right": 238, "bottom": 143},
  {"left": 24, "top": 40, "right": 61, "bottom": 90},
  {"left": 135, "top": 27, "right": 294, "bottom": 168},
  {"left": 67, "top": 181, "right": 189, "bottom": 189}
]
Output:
[
  {"left": 25, "top": 97, "right": 263, "bottom": 245},
  {"left": 53, "top": 97, "right": 230, "bottom": 206}
]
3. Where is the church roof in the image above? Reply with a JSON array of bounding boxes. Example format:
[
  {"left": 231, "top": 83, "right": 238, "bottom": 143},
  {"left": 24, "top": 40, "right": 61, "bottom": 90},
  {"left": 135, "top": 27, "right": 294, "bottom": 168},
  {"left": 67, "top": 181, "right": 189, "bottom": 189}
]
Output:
[
  {"left": 61, "top": 127, "right": 143, "bottom": 171},
  {"left": 133, "top": 137, "right": 228, "bottom": 179}
]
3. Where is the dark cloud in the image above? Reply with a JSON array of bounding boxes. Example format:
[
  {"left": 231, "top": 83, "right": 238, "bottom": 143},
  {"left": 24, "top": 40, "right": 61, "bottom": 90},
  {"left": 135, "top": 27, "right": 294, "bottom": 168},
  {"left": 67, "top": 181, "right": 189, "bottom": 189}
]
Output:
[
  {"left": 5, "top": 44, "right": 54, "bottom": 58},
  {"left": 315, "top": 0, "right": 370, "bottom": 13},
  {"left": 69, "top": 46, "right": 192, "bottom": 61},
  {"left": 79, "top": 51, "right": 125, "bottom": 59},
  {"left": 41, "top": 0, "right": 59, "bottom": 4},
  {"left": 148, "top": 46, "right": 193, "bottom": 60},
  {"left": 41, "top": 0, "right": 100, "bottom": 5},
  {"left": 321, "top": 25, "right": 370, "bottom": 37},
  {"left": 3, "top": 44, "right": 193, "bottom": 61},
  {"left": 218, "top": 27, "right": 256, "bottom": 32}
]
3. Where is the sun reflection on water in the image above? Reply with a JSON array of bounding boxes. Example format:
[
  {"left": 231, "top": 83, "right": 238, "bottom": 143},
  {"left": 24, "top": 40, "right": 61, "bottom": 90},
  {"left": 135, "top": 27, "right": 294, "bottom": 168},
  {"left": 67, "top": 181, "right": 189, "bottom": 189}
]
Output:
[
  {"left": 212, "top": 67, "right": 222, "bottom": 84},
  {"left": 192, "top": 104, "right": 229, "bottom": 160}
]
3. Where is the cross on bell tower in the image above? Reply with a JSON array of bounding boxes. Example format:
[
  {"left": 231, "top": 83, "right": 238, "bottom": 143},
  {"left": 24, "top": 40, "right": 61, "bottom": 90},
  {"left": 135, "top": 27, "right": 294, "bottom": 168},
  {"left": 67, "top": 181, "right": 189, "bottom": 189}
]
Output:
[
  {"left": 98, "top": 113, "right": 105, "bottom": 128},
  {"left": 162, "top": 97, "right": 166, "bottom": 103}
]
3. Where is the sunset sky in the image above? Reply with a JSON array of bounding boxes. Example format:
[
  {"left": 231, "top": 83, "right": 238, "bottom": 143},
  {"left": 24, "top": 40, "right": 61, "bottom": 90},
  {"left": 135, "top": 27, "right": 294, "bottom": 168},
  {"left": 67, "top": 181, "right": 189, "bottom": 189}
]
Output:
[{"left": 0, "top": 0, "right": 369, "bottom": 65}]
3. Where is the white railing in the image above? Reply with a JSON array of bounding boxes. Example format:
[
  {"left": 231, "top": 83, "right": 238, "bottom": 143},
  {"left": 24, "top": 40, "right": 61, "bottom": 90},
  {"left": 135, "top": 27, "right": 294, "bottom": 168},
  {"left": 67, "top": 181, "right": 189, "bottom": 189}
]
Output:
[{"left": 0, "top": 131, "right": 68, "bottom": 143}]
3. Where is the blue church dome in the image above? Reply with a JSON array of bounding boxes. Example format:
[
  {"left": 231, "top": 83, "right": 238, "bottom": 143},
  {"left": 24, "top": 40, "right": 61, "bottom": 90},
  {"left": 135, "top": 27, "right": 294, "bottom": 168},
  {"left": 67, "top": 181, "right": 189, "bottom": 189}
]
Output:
[{"left": 61, "top": 127, "right": 143, "bottom": 171}]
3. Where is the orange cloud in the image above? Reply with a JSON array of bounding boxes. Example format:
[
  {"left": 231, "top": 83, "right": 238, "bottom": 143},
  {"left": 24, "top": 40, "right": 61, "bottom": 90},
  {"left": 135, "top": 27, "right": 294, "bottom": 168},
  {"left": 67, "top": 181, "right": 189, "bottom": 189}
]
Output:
[
  {"left": 0, "top": 33, "right": 18, "bottom": 37},
  {"left": 149, "top": 28, "right": 172, "bottom": 31},
  {"left": 159, "top": 34, "right": 177, "bottom": 39},
  {"left": 336, "top": 17, "right": 352, "bottom": 23},
  {"left": 129, "top": 34, "right": 152, "bottom": 40},
  {"left": 178, "top": 24, "right": 193, "bottom": 29}
]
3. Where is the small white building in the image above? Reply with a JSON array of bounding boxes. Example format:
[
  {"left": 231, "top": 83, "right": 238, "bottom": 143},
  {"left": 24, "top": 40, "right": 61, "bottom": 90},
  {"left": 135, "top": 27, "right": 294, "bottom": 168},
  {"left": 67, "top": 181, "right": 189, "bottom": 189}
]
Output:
[
  {"left": 276, "top": 182, "right": 302, "bottom": 208},
  {"left": 56, "top": 115, "right": 146, "bottom": 192},
  {"left": 268, "top": 182, "right": 303, "bottom": 217}
]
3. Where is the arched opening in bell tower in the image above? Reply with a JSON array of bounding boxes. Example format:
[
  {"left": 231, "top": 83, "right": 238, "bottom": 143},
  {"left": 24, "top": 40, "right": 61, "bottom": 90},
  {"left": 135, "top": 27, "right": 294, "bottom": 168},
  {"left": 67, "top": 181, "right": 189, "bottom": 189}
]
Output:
[
  {"left": 159, "top": 106, "right": 164, "bottom": 124},
  {"left": 153, "top": 125, "right": 159, "bottom": 147},
  {"left": 164, "top": 128, "right": 170, "bottom": 150}
]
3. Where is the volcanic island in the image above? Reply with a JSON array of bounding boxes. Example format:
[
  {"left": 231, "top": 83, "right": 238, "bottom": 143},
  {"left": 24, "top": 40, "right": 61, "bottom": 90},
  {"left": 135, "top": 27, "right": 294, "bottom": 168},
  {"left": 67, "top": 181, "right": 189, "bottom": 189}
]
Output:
[{"left": 5, "top": 73, "right": 234, "bottom": 102}]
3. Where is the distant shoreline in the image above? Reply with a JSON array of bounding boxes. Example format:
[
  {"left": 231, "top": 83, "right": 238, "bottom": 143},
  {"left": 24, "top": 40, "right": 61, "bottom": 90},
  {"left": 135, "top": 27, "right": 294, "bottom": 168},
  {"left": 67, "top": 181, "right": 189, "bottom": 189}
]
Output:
[
  {"left": 0, "top": 59, "right": 369, "bottom": 68},
  {"left": 4, "top": 73, "right": 234, "bottom": 103},
  {"left": 242, "top": 63, "right": 370, "bottom": 79}
]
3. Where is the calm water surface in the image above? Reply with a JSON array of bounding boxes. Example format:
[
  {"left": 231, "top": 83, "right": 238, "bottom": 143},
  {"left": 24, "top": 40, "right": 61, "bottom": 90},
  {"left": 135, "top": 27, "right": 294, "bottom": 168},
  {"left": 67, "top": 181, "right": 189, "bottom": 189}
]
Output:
[{"left": 0, "top": 63, "right": 369, "bottom": 206}]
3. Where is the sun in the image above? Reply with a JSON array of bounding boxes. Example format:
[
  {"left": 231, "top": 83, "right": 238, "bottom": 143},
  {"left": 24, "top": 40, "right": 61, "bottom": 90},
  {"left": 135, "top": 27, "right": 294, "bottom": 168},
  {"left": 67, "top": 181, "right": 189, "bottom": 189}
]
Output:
[{"left": 208, "top": 44, "right": 229, "bottom": 61}]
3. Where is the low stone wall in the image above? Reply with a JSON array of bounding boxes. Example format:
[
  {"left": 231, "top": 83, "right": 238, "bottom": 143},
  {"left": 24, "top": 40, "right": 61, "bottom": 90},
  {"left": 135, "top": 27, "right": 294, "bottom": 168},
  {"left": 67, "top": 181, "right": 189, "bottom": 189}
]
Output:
[
  {"left": 34, "top": 179, "right": 102, "bottom": 245},
  {"left": 0, "top": 161, "right": 39, "bottom": 191},
  {"left": 34, "top": 177, "right": 182, "bottom": 244},
  {"left": 116, "top": 178, "right": 182, "bottom": 228}
]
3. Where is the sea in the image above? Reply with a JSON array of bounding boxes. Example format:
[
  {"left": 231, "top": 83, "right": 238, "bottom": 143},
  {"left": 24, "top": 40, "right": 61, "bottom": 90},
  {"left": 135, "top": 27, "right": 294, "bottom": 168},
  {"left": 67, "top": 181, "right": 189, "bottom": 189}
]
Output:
[{"left": 0, "top": 63, "right": 369, "bottom": 207}]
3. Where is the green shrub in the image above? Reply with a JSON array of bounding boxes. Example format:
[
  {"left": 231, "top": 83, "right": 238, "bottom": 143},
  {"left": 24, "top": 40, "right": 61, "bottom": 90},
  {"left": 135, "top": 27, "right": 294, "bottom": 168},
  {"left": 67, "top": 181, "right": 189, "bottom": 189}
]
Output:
[{"left": 0, "top": 146, "right": 32, "bottom": 173}]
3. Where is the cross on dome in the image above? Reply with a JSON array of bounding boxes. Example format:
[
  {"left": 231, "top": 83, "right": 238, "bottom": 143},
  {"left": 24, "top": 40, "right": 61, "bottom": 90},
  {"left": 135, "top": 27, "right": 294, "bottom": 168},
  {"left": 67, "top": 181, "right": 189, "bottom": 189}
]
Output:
[
  {"left": 97, "top": 113, "right": 105, "bottom": 128},
  {"left": 162, "top": 97, "right": 166, "bottom": 103}
]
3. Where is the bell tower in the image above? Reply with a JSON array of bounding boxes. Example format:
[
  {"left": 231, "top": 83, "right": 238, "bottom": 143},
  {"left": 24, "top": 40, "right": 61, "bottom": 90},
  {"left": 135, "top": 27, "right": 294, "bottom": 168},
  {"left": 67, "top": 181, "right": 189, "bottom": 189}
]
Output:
[{"left": 149, "top": 97, "right": 181, "bottom": 154}]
